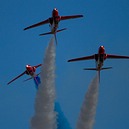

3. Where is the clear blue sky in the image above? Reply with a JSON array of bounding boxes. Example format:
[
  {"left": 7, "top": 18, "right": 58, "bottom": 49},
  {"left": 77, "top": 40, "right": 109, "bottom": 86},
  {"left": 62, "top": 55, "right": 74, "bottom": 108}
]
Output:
[{"left": 0, "top": 0, "right": 129, "bottom": 129}]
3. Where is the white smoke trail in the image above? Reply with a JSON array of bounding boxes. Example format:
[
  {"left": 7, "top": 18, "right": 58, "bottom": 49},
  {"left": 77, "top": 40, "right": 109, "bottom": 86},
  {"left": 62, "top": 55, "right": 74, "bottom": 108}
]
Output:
[
  {"left": 30, "top": 37, "right": 57, "bottom": 129},
  {"left": 76, "top": 74, "right": 99, "bottom": 129}
]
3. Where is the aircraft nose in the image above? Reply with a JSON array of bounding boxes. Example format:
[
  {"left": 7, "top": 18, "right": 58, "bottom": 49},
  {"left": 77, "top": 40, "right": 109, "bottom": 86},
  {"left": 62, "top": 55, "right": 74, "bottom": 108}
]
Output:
[
  {"left": 26, "top": 65, "right": 30, "bottom": 68},
  {"left": 99, "top": 46, "right": 105, "bottom": 54},
  {"left": 54, "top": 8, "right": 57, "bottom": 10},
  {"left": 100, "top": 46, "right": 104, "bottom": 49}
]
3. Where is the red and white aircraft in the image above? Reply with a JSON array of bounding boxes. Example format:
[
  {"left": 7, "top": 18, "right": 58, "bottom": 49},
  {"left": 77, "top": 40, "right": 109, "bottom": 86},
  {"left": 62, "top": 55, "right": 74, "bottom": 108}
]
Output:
[
  {"left": 24, "top": 8, "right": 83, "bottom": 44},
  {"left": 68, "top": 46, "right": 129, "bottom": 80},
  {"left": 7, "top": 64, "right": 42, "bottom": 85}
]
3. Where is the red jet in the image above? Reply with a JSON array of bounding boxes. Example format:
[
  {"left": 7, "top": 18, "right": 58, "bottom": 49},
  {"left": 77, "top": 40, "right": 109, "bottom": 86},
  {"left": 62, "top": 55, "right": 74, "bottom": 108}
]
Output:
[
  {"left": 24, "top": 8, "right": 83, "bottom": 45},
  {"left": 68, "top": 46, "right": 129, "bottom": 80},
  {"left": 7, "top": 64, "right": 42, "bottom": 85}
]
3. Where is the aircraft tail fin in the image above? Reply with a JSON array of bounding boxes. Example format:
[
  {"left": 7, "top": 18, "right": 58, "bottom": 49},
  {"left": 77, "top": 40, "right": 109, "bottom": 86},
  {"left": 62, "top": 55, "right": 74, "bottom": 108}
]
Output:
[
  {"left": 54, "top": 33, "right": 58, "bottom": 45},
  {"left": 83, "top": 67, "right": 112, "bottom": 83},
  {"left": 39, "top": 28, "right": 67, "bottom": 45},
  {"left": 54, "top": 28, "right": 67, "bottom": 45}
]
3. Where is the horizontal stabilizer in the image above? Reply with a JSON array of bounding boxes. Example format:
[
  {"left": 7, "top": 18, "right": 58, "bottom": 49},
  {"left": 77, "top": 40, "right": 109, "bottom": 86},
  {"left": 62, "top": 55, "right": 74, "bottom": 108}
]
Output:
[
  {"left": 39, "top": 32, "right": 53, "bottom": 36},
  {"left": 39, "top": 28, "right": 67, "bottom": 36},
  {"left": 83, "top": 68, "right": 98, "bottom": 71},
  {"left": 83, "top": 67, "right": 112, "bottom": 71},
  {"left": 24, "top": 73, "right": 40, "bottom": 82},
  {"left": 24, "top": 77, "right": 33, "bottom": 82},
  {"left": 56, "top": 28, "right": 67, "bottom": 33},
  {"left": 101, "top": 67, "right": 112, "bottom": 70}
]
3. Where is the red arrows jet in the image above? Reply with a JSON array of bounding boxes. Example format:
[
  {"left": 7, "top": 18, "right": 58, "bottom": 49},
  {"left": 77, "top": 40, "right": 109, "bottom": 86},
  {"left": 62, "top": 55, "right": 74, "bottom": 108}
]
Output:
[
  {"left": 7, "top": 64, "right": 42, "bottom": 85},
  {"left": 24, "top": 8, "right": 83, "bottom": 44},
  {"left": 68, "top": 46, "right": 129, "bottom": 80}
]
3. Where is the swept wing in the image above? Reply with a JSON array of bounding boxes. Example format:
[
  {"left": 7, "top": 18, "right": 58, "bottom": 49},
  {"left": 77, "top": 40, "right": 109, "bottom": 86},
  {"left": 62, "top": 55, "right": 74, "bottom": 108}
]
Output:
[
  {"left": 68, "top": 55, "right": 95, "bottom": 62},
  {"left": 33, "top": 64, "right": 42, "bottom": 68},
  {"left": 24, "top": 19, "right": 49, "bottom": 30},
  {"left": 107, "top": 54, "right": 129, "bottom": 59},
  {"left": 61, "top": 15, "right": 83, "bottom": 21},
  {"left": 7, "top": 71, "right": 26, "bottom": 85}
]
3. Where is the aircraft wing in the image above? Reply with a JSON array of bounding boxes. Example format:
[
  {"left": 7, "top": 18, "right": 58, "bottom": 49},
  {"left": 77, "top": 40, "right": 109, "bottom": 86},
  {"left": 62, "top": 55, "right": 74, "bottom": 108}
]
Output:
[
  {"left": 68, "top": 55, "right": 95, "bottom": 62},
  {"left": 7, "top": 71, "right": 26, "bottom": 85},
  {"left": 107, "top": 54, "right": 129, "bottom": 59},
  {"left": 24, "top": 19, "right": 49, "bottom": 30},
  {"left": 61, "top": 15, "right": 83, "bottom": 21},
  {"left": 34, "top": 64, "right": 42, "bottom": 68}
]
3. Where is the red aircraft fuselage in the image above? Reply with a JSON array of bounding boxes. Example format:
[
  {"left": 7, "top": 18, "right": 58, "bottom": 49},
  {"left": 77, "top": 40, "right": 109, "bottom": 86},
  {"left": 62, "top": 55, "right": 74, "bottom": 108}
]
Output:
[
  {"left": 52, "top": 8, "right": 59, "bottom": 17},
  {"left": 68, "top": 45, "right": 129, "bottom": 82},
  {"left": 24, "top": 8, "right": 83, "bottom": 45},
  {"left": 25, "top": 65, "right": 36, "bottom": 76},
  {"left": 94, "top": 46, "right": 107, "bottom": 70},
  {"left": 49, "top": 8, "right": 61, "bottom": 33},
  {"left": 7, "top": 64, "right": 42, "bottom": 85}
]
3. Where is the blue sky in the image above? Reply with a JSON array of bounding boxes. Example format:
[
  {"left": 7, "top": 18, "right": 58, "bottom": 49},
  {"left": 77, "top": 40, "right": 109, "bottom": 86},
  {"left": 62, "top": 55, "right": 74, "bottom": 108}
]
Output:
[{"left": 0, "top": 0, "right": 129, "bottom": 129}]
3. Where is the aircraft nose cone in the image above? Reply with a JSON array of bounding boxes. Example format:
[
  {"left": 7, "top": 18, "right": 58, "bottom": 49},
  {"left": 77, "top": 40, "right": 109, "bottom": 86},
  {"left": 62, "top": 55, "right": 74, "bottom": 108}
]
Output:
[
  {"left": 26, "top": 65, "right": 30, "bottom": 68},
  {"left": 99, "top": 46, "right": 105, "bottom": 54},
  {"left": 54, "top": 8, "right": 57, "bottom": 11},
  {"left": 100, "top": 46, "right": 104, "bottom": 49}
]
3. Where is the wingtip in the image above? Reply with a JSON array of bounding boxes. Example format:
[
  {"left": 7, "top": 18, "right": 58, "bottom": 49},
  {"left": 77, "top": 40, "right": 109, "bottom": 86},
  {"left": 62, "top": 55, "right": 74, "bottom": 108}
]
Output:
[
  {"left": 7, "top": 82, "right": 10, "bottom": 85},
  {"left": 24, "top": 26, "right": 32, "bottom": 30},
  {"left": 78, "top": 14, "right": 84, "bottom": 18},
  {"left": 23, "top": 27, "right": 27, "bottom": 30},
  {"left": 39, "top": 33, "right": 45, "bottom": 36}
]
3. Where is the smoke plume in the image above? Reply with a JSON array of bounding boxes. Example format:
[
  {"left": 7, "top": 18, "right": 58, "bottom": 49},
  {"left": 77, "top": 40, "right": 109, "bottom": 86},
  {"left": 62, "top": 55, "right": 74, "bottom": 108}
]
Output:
[
  {"left": 76, "top": 74, "right": 99, "bottom": 129},
  {"left": 30, "top": 37, "right": 57, "bottom": 129}
]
